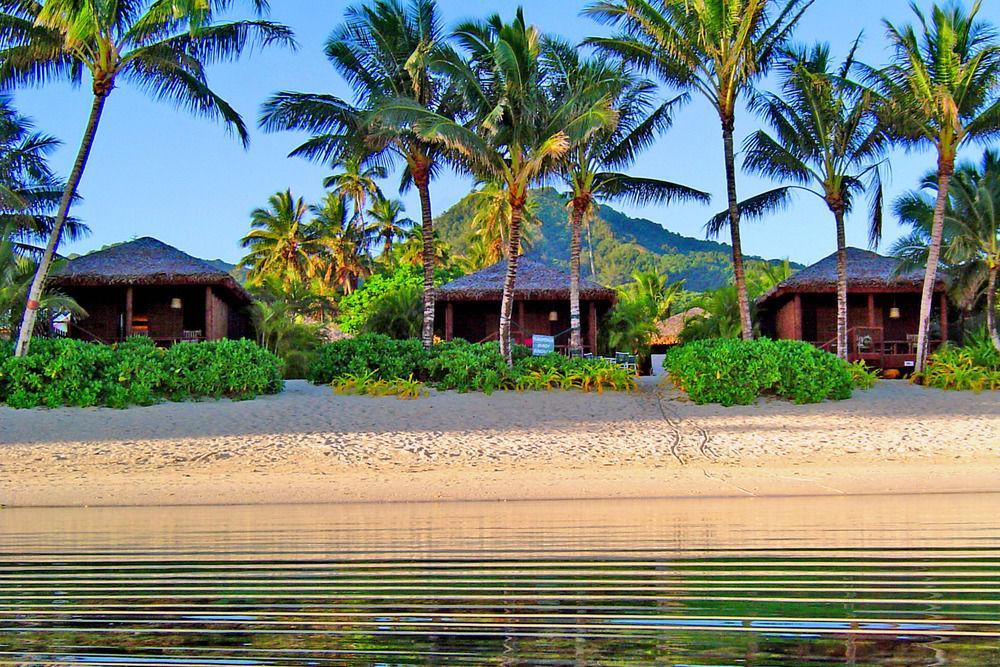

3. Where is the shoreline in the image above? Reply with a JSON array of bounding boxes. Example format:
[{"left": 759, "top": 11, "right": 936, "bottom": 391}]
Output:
[{"left": 2, "top": 379, "right": 997, "bottom": 508}]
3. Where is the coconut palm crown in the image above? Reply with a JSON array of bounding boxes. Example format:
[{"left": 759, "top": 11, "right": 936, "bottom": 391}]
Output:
[{"left": 1, "top": 0, "right": 295, "bottom": 356}]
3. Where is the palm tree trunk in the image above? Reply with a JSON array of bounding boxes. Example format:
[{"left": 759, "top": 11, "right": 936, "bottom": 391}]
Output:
[
  {"left": 569, "top": 198, "right": 585, "bottom": 351},
  {"left": 499, "top": 194, "right": 525, "bottom": 365},
  {"left": 914, "top": 163, "right": 953, "bottom": 373},
  {"left": 585, "top": 215, "right": 597, "bottom": 278},
  {"left": 414, "top": 163, "right": 435, "bottom": 350},
  {"left": 14, "top": 93, "right": 108, "bottom": 357},
  {"left": 834, "top": 208, "right": 848, "bottom": 360},
  {"left": 987, "top": 264, "right": 999, "bottom": 353},
  {"left": 722, "top": 123, "right": 753, "bottom": 340}
]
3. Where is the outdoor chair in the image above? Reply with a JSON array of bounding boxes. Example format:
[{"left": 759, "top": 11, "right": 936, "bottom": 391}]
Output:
[{"left": 615, "top": 352, "right": 638, "bottom": 373}]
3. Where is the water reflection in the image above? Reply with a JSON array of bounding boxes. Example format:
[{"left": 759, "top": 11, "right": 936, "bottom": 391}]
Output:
[{"left": 1, "top": 494, "right": 999, "bottom": 665}]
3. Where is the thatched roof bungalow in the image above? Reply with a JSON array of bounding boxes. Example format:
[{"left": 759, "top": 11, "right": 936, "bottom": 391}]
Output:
[
  {"left": 756, "top": 247, "right": 949, "bottom": 370},
  {"left": 50, "top": 237, "right": 253, "bottom": 345},
  {"left": 436, "top": 257, "right": 616, "bottom": 353},
  {"left": 651, "top": 307, "right": 706, "bottom": 349}
]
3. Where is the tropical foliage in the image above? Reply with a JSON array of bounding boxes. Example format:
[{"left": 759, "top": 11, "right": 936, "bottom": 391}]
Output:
[
  {"left": 0, "top": 337, "right": 283, "bottom": 409},
  {"left": 664, "top": 338, "right": 862, "bottom": 406},
  {"left": 914, "top": 332, "right": 1000, "bottom": 391}
]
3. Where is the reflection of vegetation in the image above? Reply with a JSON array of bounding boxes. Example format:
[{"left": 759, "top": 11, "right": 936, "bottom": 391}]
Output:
[{"left": 8, "top": 555, "right": 1000, "bottom": 665}]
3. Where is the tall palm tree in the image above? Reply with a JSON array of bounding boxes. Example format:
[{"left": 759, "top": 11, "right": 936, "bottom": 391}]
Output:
[
  {"left": 367, "top": 194, "right": 410, "bottom": 262},
  {"left": 1, "top": 0, "right": 294, "bottom": 356},
  {"left": 240, "top": 190, "right": 316, "bottom": 288},
  {"left": 743, "top": 42, "right": 887, "bottom": 359},
  {"left": 311, "top": 192, "right": 373, "bottom": 295},
  {"left": 325, "top": 155, "right": 386, "bottom": 228},
  {"left": 585, "top": 0, "right": 813, "bottom": 340},
  {"left": 544, "top": 38, "right": 709, "bottom": 351},
  {"left": 865, "top": 1, "right": 1000, "bottom": 371},
  {"left": 467, "top": 181, "right": 541, "bottom": 266},
  {"left": 379, "top": 9, "right": 616, "bottom": 363},
  {"left": 260, "top": 0, "right": 458, "bottom": 350},
  {"left": 892, "top": 150, "right": 1000, "bottom": 351}
]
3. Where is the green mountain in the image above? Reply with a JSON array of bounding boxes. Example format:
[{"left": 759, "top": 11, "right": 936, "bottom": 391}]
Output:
[{"left": 435, "top": 187, "right": 798, "bottom": 291}]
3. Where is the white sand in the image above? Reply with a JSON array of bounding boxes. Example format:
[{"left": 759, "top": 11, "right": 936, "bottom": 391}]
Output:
[{"left": 1, "top": 379, "right": 997, "bottom": 507}]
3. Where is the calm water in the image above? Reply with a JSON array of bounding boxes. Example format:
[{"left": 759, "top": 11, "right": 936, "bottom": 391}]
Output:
[{"left": 1, "top": 494, "right": 999, "bottom": 666}]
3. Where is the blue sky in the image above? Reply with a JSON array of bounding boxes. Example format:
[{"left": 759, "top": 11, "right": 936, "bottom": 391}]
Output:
[{"left": 13, "top": 0, "right": 1000, "bottom": 266}]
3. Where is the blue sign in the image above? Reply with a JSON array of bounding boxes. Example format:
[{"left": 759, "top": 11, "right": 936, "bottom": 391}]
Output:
[{"left": 532, "top": 335, "right": 555, "bottom": 356}]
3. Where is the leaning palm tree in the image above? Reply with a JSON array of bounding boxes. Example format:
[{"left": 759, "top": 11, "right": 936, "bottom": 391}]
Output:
[
  {"left": 892, "top": 150, "right": 1000, "bottom": 351},
  {"left": 544, "top": 38, "right": 709, "bottom": 351},
  {"left": 240, "top": 190, "right": 316, "bottom": 288},
  {"left": 1, "top": 0, "right": 295, "bottom": 356},
  {"left": 864, "top": 1, "right": 1000, "bottom": 371},
  {"left": 260, "top": 0, "right": 458, "bottom": 350},
  {"left": 325, "top": 155, "right": 386, "bottom": 228},
  {"left": 367, "top": 194, "right": 410, "bottom": 263},
  {"left": 585, "top": 0, "right": 814, "bottom": 340},
  {"left": 379, "top": 9, "right": 616, "bottom": 363},
  {"left": 743, "top": 42, "right": 887, "bottom": 359}
]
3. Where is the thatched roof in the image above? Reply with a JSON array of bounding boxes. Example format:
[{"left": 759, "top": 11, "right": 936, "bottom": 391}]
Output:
[
  {"left": 651, "top": 307, "right": 706, "bottom": 346},
  {"left": 757, "top": 247, "right": 945, "bottom": 307},
  {"left": 50, "top": 237, "right": 252, "bottom": 304},
  {"left": 437, "top": 256, "right": 616, "bottom": 302}
]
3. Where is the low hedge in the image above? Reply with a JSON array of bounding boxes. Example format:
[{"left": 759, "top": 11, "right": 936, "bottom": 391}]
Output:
[
  {"left": 663, "top": 338, "right": 857, "bottom": 406},
  {"left": 306, "top": 334, "right": 635, "bottom": 394},
  {"left": 0, "top": 337, "right": 284, "bottom": 409}
]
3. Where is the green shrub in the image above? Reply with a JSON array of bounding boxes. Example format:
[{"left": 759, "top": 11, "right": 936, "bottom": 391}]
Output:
[
  {"left": 162, "top": 339, "right": 284, "bottom": 400},
  {"left": 916, "top": 342, "right": 1000, "bottom": 391},
  {"left": 424, "top": 340, "right": 514, "bottom": 393},
  {"left": 0, "top": 337, "right": 283, "bottom": 408},
  {"left": 306, "top": 333, "right": 426, "bottom": 384},
  {"left": 847, "top": 360, "right": 880, "bottom": 391},
  {"left": 663, "top": 338, "right": 856, "bottom": 406}
]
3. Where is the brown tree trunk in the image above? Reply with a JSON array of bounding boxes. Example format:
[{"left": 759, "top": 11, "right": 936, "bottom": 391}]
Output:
[
  {"left": 722, "top": 122, "right": 753, "bottom": 340},
  {"left": 499, "top": 191, "right": 525, "bottom": 365},
  {"left": 914, "top": 161, "right": 953, "bottom": 372},
  {"left": 569, "top": 196, "right": 587, "bottom": 352},
  {"left": 987, "top": 264, "right": 999, "bottom": 353},
  {"left": 834, "top": 207, "right": 848, "bottom": 360},
  {"left": 15, "top": 93, "right": 108, "bottom": 357},
  {"left": 585, "top": 215, "right": 597, "bottom": 278},
  {"left": 414, "top": 162, "right": 435, "bottom": 350}
]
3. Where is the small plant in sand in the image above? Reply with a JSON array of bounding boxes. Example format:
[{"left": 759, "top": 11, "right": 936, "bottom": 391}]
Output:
[{"left": 332, "top": 371, "right": 428, "bottom": 399}]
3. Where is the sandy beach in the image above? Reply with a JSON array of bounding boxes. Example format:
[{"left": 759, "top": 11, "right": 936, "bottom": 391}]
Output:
[{"left": 1, "top": 379, "right": 997, "bottom": 507}]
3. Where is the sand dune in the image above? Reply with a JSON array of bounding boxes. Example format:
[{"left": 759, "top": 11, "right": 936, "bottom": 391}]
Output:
[{"left": 1, "top": 379, "right": 997, "bottom": 507}]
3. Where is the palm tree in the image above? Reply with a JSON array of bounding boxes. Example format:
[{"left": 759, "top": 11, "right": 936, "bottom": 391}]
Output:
[
  {"left": 864, "top": 1, "right": 1000, "bottom": 371},
  {"left": 545, "top": 39, "right": 709, "bottom": 351},
  {"left": 367, "top": 194, "right": 410, "bottom": 262},
  {"left": 467, "top": 181, "right": 541, "bottom": 266},
  {"left": 260, "top": 0, "right": 457, "bottom": 350},
  {"left": 311, "top": 193, "right": 373, "bottom": 295},
  {"left": 585, "top": 0, "right": 814, "bottom": 341},
  {"left": 892, "top": 150, "right": 1000, "bottom": 351},
  {"left": 0, "top": 95, "right": 87, "bottom": 258},
  {"left": 325, "top": 155, "right": 386, "bottom": 228},
  {"left": 379, "top": 9, "right": 616, "bottom": 363},
  {"left": 1, "top": 0, "right": 294, "bottom": 356},
  {"left": 240, "top": 191, "right": 316, "bottom": 288},
  {"left": 743, "top": 42, "right": 887, "bottom": 359}
]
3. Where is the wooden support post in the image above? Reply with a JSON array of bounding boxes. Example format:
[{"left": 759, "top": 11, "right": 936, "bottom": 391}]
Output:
[
  {"left": 867, "top": 293, "right": 876, "bottom": 328},
  {"left": 793, "top": 294, "right": 803, "bottom": 340},
  {"left": 587, "top": 301, "right": 597, "bottom": 356},
  {"left": 205, "top": 286, "right": 214, "bottom": 341},
  {"left": 124, "top": 286, "right": 133, "bottom": 339},
  {"left": 444, "top": 302, "right": 454, "bottom": 342},
  {"left": 517, "top": 300, "right": 525, "bottom": 338},
  {"left": 939, "top": 292, "right": 948, "bottom": 343}
]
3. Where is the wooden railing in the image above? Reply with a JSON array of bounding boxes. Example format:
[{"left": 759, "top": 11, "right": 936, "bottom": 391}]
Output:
[{"left": 810, "top": 326, "right": 940, "bottom": 368}]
